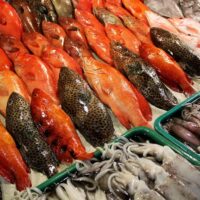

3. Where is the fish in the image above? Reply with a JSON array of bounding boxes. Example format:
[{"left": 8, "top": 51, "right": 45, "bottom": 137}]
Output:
[
  {"left": 14, "top": 53, "right": 58, "bottom": 104},
  {"left": 121, "top": 0, "right": 149, "bottom": 23},
  {"left": 111, "top": 42, "right": 178, "bottom": 110},
  {"left": 140, "top": 42, "right": 195, "bottom": 96},
  {"left": 0, "top": 34, "right": 28, "bottom": 62},
  {"left": 27, "top": 0, "right": 58, "bottom": 27},
  {"left": 75, "top": 9, "right": 113, "bottom": 64},
  {"left": 0, "top": 48, "right": 13, "bottom": 71},
  {"left": 0, "top": 121, "right": 31, "bottom": 191},
  {"left": 169, "top": 18, "right": 200, "bottom": 38},
  {"left": 42, "top": 21, "right": 67, "bottom": 49},
  {"left": 58, "top": 17, "right": 89, "bottom": 48},
  {"left": 0, "top": 70, "right": 30, "bottom": 117},
  {"left": 9, "top": 0, "right": 40, "bottom": 33},
  {"left": 51, "top": 0, "right": 74, "bottom": 18},
  {"left": 106, "top": 24, "right": 140, "bottom": 55},
  {"left": 22, "top": 31, "right": 83, "bottom": 84},
  {"left": 151, "top": 27, "right": 200, "bottom": 76},
  {"left": 105, "top": 2, "right": 151, "bottom": 43},
  {"left": 31, "top": 88, "right": 93, "bottom": 162},
  {"left": 144, "top": 0, "right": 184, "bottom": 18},
  {"left": 0, "top": 0, "right": 23, "bottom": 39},
  {"left": 72, "top": 0, "right": 92, "bottom": 12},
  {"left": 58, "top": 67, "right": 114, "bottom": 147},
  {"left": 105, "top": 0, "right": 122, "bottom": 6},
  {"left": 6, "top": 92, "right": 58, "bottom": 177}
]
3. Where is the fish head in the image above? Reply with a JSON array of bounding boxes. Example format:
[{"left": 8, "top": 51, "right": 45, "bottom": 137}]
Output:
[
  {"left": 0, "top": 34, "right": 28, "bottom": 61},
  {"left": 22, "top": 31, "right": 49, "bottom": 56},
  {"left": 42, "top": 20, "right": 66, "bottom": 48}
]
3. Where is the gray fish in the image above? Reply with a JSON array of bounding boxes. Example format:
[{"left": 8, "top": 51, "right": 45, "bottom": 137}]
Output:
[
  {"left": 51, "top": 0, "right": 74, "bottom": 18},
  {"left": 6, "top": 92, "right": 58, "bottom": 177},
  {"left": 93, "top": 7, "right": 122, "bottom": 25},
  {"left": 58, "top": 67, "right": 114, "bottom": 147},
  {"left": 151, "top": 27, "right": 200, "bottom": 76},
  {"left": 111, "top": 42, "right": 178, "bottom": 110}
]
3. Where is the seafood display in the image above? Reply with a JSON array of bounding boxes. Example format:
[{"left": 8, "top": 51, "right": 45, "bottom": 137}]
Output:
[
  {"left": 31, "top": 88, "right": 93, "bottom": 162},
  {"left": 6, "top": 92, "right": 58, "bottom": 177},
  {"left": 164, "top": 100, "right": 200, "bottom": 153},
  {"left": 58, "top": 67, "right": 114, "bottom": 146},
  {"left": 15, "top": 138, "right": 200, "bottom": 199},
  {"left": 111, "top": 42, "right": 178, "bottom": 110}
]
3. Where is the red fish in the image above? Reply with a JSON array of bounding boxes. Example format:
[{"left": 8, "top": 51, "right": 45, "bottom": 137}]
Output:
[
  {"left": 23, "top": 32, "right": 83, "bottom": 83},
  {"left": 31, "top": 88, "right": 93, "bottom": 162},
  {"left": 14, "top": 54, "right": 58, "bottom": 104},
  {"left": 0, "top": 70, "right": 30, "bottom": 117},
  {"left": 0, "top": 34, "right": 28, "bottom": 62},
  {"left": 75, "top": 9, "right": 113, "bottom": 64},
  {"left": 42, "top": 21, "right": 67, "bottom": 49},
  {"left": 140, "top": 43, "right": 195, "bottom": 96},
  {"left": 0, "top": 121, "right": 31, "bottom": 191},
  {"left": 105, "top": 2, "right": 151, "bottom": 43},
  {"left": 121, "top": 0, "right": 149, "bottom": 24},
  {"left": 0, "top": 48, "right": 13, "bottom": 71},
  {"left": 105, "top": 24, "right": 140, "bottom": 55},
  {"left": 72, "top": 0, "right": 92, "bottom": 12},
  {"left": 59, "top": 17, "right": 89, "bottom": 48},
  {"left": 0, "top": 0, "right": 23, "bottom": 39}
]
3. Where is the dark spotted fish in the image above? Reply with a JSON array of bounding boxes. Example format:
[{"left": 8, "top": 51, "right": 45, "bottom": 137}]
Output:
[
  {"left": 58, "top": 67, "right": 114, "bottom": 146},
  {"left": 27, "top": 0, "right": 58, "bottom": 27},
  {"left": 51, "top": 0, "right": 74, "bottom": 18},
  {"left": 6, "top": 92, "right": 58, "bottom": 177},
  {"left": 9, "top": 0, "right": 40, "bottom": 33},
  {"left": 111, "top": 42, "right": 178, "bottom": 110},
  {"left": 151, "top": 27, "right": 200, "bottom": 76}
]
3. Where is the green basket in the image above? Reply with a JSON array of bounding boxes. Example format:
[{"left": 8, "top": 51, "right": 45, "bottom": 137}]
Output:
[
  {"left": 36, "top": 127, "right": 198, "bottom": 192},
  {"left": 154, "top": 92, "right": 200, "bottom": 165}
]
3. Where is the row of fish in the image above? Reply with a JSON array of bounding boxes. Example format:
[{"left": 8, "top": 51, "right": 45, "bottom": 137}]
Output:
[
  {"left": 15, "top": 138, "right": 200, "bottom": 200},
  {"left": 0, "top": 0, "right": 200, "bottom": 192}
]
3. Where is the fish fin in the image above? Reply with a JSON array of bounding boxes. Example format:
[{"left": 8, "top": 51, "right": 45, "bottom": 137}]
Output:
[
  {"left": 114, "top": 108, "right": 131, "bottom": 129},
  {"left": 131, "top": 85, "right": 152, "bottom": 121}
]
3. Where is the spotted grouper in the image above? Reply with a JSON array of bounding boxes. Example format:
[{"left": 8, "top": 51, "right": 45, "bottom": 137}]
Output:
[
  {"left": 6, "top": 92, "right": 58, "bottom": 177},
  {"left": 151, "top": 27, "right": 200, "bottom": 76},
  {"left": 58, "top": 67, "right": 114, "bottom": 147},
  {"left": 111, "top": 42, "right": 177, "bottom": 110}
]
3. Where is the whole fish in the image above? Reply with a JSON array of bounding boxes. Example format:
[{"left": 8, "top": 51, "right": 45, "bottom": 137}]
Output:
[
  {"left": 140, "top": 42, "right": 195, "bottom": 96},
  {"left": 105, "top": 2, "right": 151, "bottom": 43},
  {"left": 58, "top": 17, "right": 89, "bottom": 48},
  {"left": 111, "top": 42, "right": 178, "bottom": 110},
  {"left": 0, "top": 121, "right": 31, "bottom": 191},
  {"left": 121, "top": 0, "right": 149, "bottom": 23},
  {"left": 75, "top": 9, "right": 113, "bottom": 64},
  {"left": 151, "top": 27, "right": 200, "bottom": 76},
  {"left": 9, "top": 0, "right": 40, "bottom": 33},
  {"left": 42, "top": 21, "right": 67, "bottom": 49},
  {"left": 31, "top": 88, "right": 93, "bottom": 162},
  {"left": 27, "top": 0, "right": 58, "bottom": 27},
  {"left": 0, "top": 70, "right": 30, "bottom": 117},
  {"left": 23, "top": 32, "right": 83, "bottom": 84},
  {"left": 0, "top": 34, "right": 28, "bottom": 62},
  {"left": 169, "top": 18, "right": 200, "bottom": 38},
  {"left": 58, "top": 67, "right": 114, "bottom": 146},
  {"left": 51, "top": 0, "right": 74, "bottom": 18},
  {"left": 6, "top": 92, "right": 58, "bottom": 177},
  {"left": 0, "top": 0, "right": 23, "bottom": 39},
  {"left": 0, "top": 48, "right": 13, "bottom": 71},
  {"left": 144, "top": 0, "right": 184, "bottom": 18}
]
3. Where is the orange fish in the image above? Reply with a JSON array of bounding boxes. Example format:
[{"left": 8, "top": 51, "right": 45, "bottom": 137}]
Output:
[
  {"left": 140, "top": 42, "right": 195, "bottom": 96},
  {"left": 0, "top": 48, "right": 13, "bottom": 71},
  {"left": 31, "top": 88, "right": 93, "bottom": 162},
  {"left": 42, "top": 21, "right": 67, "bottom": 49},
  {"left": 0, "top": 70, "right": 30, "bottom": 116},
  {"left": 0, "top": 0, "right": 23, "bottom": 39},
  {"left": 75, "top": 9, "right": 113, "bottom": 64},
  {"left": 0, "top": 121, "right": 31, "bottom": 191}
]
